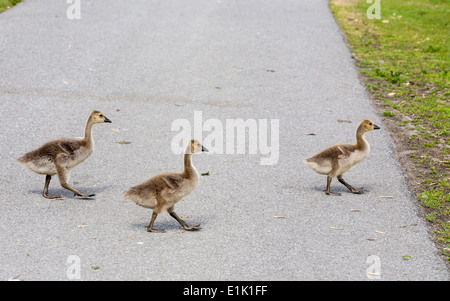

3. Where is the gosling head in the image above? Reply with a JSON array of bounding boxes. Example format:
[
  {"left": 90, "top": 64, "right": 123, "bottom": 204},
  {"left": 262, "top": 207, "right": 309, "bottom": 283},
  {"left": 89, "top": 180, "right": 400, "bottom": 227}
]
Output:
[
  {"left": 187, "top": 139, "right": 209, "bottom": 155},
  {"left": 90, "top": 110, "right": 112, "bottom": 124},
  {"left": 360, "top": 119, "right": 380, "bottom": 133}
]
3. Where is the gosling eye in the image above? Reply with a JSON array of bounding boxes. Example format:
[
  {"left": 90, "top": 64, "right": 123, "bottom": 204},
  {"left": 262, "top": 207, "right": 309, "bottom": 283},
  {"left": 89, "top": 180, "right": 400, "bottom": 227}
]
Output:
[
  {"left": 99, "top": 114, "right": 104, "bottom": 118},
  {"left": 369, "top": 122, "right": 372, "bottom": 125}
]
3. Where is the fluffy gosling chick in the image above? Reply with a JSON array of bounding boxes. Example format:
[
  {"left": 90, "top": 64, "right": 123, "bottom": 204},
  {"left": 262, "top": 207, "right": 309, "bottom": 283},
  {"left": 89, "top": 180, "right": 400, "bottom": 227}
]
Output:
[
  {"left": 123, "top": 139, "right": 208, "bottom": 233},
  {"left": 304, "top": 119, "right": 380, "bottom": 196},
  {"left": 17, "top": 110, "right": 111, "bottom": 199}
]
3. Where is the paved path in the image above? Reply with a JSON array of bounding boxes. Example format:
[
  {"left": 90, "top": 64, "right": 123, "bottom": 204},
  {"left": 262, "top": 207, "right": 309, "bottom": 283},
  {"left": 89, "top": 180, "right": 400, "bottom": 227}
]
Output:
[{"left": 0, "top": 0, "right": 448, "bottom": 280}]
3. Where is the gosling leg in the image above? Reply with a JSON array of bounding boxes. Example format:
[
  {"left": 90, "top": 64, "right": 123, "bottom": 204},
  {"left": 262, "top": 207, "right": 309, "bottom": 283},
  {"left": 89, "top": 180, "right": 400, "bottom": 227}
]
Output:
[
  {"left": 325, "top": 176, "right": 341, "bottom": 196},
  {"left": 56, "top": 164, "right": 95, "bottom": 198},
  {"left": 169, "top": 210, "right": 201, "bottom": 231},
  {"left": 147, "top": 211, "right": 165, "bottom": 233},
  {"left": 60, "top": 183, "right": 95, "bottom": 198},
  {"left": 337, "top": 176, "right": 364, "bottom": 194},
  {"left": 42, "top": 175, "right": 62, "bottom": 199}
]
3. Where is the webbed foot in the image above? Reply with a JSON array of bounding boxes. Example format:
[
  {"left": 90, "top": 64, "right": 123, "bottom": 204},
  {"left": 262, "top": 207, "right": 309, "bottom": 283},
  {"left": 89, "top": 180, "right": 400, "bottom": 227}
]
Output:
[
  {"left": 74, "top": 192, "right": 96, "bottom": 198},
  {"left": 147, "top": 228, "right": 166, "bottom": 233},
  {"left": 43, "top": 193, "right": 63, "bottom": 200},
  {"left": 183, "top": 224, "right": 202, "bottom": 231},
  {"left": 325, "top": 191, "right": 342, "bottom": 196}
]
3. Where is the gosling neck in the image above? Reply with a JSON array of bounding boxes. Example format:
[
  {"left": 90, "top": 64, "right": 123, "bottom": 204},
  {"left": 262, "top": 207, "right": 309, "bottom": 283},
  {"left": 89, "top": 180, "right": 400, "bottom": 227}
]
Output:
[
  {"left": 355, "top": 126, "right": 368, "bottom": 151},
  {"left": 83, "top": 118, "right": 95, "bottom": 147},
  {"left": 182, "top": 150, "right": 198, "bottom": 178}
]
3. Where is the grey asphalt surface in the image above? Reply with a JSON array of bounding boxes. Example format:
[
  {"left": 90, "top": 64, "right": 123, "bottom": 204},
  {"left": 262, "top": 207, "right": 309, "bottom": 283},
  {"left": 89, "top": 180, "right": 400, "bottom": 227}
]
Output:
[{"left": 0, "top": 0, "right": 448, "bottom": 281}]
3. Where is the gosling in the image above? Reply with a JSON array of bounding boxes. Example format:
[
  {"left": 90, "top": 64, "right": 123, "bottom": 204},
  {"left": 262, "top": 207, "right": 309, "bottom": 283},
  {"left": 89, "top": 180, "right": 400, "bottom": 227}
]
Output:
[
  {"left": 17, "top": 110, "right": 112, "bottom": 199},
  {"left": 123, "top": 139, "right": 208, "bottom": 233},
  {"left": 304, "top": 119, "right": 380, "bottom": 196}
]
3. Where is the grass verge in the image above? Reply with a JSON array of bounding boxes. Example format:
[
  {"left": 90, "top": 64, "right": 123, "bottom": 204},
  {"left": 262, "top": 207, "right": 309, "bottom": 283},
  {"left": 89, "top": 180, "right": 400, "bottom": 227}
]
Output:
[
  {"left": 329, "top": 0, "right": 449, "bottom": 262},
  {"left": 0, "top": 0, "right": 21, "bottom": 13}
]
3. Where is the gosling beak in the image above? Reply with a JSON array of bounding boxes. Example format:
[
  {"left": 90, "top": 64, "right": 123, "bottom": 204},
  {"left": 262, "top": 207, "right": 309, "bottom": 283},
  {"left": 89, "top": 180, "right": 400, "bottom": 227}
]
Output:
[
  {"left": 104, "top": 116, "right": 112, "bottom": 123},
  {"left": 374, "top": 124, "right": 380, "bottom": 130},
  {"left": 202, "top": 145, "right": 209, "bottom": 152}
]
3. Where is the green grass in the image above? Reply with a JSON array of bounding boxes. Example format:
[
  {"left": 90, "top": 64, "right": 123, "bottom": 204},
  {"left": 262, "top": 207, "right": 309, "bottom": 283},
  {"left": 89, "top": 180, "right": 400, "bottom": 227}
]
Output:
[
  {"left": 330, "top": 0, "right": 449, "bottom": 261},
  {"left": 0, "top": 0, "right": 21, "bottom": 13}
]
